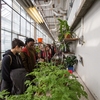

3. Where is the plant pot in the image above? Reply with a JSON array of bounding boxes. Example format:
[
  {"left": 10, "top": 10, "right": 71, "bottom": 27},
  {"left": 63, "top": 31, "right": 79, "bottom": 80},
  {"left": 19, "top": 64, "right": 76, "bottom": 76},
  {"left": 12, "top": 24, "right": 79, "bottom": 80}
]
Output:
[
  {"left": 65, "top": 34, "right": 71, "bottom": 38},
  {"left": 38, "top": 38, "right": 43, "bottom": 43},
  {"left": 68, "top": 66, "right": 73, "bottom": 72}
]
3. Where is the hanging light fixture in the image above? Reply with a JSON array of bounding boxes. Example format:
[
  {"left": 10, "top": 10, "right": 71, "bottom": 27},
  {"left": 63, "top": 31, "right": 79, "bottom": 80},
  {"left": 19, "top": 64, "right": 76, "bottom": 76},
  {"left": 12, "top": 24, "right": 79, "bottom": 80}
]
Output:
[{"left": 29, "top": 7, "right": 43, "bottom": 23}]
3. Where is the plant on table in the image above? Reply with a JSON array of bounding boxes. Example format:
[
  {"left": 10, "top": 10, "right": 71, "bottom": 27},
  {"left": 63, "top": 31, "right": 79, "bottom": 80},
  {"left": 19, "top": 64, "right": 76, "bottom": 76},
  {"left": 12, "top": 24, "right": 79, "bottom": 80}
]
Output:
[{"left": 0, "top": 62, "right": 87, "bottom": 100}]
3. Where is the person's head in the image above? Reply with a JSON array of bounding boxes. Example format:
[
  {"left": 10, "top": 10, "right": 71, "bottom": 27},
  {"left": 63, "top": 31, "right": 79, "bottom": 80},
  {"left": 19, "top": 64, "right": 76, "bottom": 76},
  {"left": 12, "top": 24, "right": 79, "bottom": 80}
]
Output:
[
  {"left": 12, "top": 38, "right": 25, "bottom": 53},
  {"left": 45, "top": 45, "right": 49, "bottom": 51},
  {"left": 25, "top": 38, "right": 35, "bottom": 49}
]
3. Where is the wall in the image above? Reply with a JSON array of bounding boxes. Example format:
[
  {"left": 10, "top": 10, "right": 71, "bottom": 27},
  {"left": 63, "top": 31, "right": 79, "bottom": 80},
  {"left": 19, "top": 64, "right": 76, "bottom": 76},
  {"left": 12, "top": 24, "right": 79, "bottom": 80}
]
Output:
[
  {"left": 69, "top": 0, "right": 100, "bottom": 100},
  {"left": 68, "top": 0, "right": 82, "bottom": 26}
]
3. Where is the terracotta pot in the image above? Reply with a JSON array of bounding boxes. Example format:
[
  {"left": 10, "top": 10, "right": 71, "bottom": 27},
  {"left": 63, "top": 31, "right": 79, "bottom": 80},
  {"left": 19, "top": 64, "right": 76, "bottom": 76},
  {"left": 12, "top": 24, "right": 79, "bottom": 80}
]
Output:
[{"left": 65, "top": 34, "right": 71, "bottom": 38}]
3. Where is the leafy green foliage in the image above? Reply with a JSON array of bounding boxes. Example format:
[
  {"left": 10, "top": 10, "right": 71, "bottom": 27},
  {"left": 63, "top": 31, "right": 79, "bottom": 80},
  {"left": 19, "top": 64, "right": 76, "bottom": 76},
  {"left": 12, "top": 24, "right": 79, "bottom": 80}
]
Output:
[
  {"left": 64, "top": 55, "right": 78, "bottom": 67},
  {"left": 0, "top": 90, "right": 9, "bottom": 100},
  {"left": 0, "top": 62, "right": 88, "bottom": 100},
  {"left": 58, "top": 19, "right": 71, "bottom": 42},
  {"left": 27, "top": 62, "right": 88, "bottom": 100},
  {"left": 58, "top": 19, "right": 77, "bottom": 42},
  {"left": 58, "top": 19, "right": 70, "bottom": 34},
  {"left": 35, "top": 46, "right": 41, "bottom": 53}
]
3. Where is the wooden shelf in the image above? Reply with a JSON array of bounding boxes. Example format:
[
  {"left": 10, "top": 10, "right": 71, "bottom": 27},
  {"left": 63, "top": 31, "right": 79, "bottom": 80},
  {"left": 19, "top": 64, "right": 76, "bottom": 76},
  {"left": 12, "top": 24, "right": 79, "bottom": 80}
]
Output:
[
  {"left": 64, "top": 38, "right": 79, "bottom": 42},
  {"left": 64, "top": 52, "right": 75, "bottom": 54}
]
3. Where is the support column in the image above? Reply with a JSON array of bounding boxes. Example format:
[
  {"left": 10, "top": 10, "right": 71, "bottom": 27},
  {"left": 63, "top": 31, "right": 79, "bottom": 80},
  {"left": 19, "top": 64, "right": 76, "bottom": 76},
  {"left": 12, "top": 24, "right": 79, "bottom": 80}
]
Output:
[
  {"left": 34, "top": 22, "right": 37, "bottom": 42},
  {"left": 0, "top": 0, "right": 1, "bottom": 60}
]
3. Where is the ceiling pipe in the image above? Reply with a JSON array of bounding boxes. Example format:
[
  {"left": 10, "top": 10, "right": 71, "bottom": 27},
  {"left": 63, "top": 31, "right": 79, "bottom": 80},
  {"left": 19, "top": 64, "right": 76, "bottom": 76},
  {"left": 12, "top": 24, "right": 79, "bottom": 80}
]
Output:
[
  {"left": 52, "top": 10, "right": 63, "bottom": 16},
  {"left": 32, "top": 0, "right": 53, "bottom": 7},
  {"left": 50, "top": 27, "right": 57, "bottom": 32},
  {"left": 59, "top": 8, "right": 67, "bottom": 14}
]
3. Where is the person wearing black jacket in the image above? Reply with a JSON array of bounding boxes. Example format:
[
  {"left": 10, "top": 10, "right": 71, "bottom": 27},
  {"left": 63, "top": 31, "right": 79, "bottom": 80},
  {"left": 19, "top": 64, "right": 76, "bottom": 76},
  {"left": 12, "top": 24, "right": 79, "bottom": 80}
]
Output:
[{"left": 0, "top": 38, "right": 26, "bottom": 94}]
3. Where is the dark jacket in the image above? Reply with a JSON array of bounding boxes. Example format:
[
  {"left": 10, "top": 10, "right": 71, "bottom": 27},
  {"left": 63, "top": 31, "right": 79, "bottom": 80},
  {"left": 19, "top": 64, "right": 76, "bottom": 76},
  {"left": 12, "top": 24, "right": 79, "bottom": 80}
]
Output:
[
  {"left": 1, "top": 50, "right": 24, "bottom": 93},
  {"left": 20, "top": 47, "right": 36, "bottom": 73}
]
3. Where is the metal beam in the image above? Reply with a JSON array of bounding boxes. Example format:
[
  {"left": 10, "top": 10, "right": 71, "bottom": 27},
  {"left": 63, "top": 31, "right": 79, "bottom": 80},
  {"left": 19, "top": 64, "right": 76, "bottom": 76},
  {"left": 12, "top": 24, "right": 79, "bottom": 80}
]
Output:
[
  {"left": 70, "top": 0, "right": 96, "bottom": 31},
  {"left": 44, "top": 15, "right": 62, "bottom": 18}
]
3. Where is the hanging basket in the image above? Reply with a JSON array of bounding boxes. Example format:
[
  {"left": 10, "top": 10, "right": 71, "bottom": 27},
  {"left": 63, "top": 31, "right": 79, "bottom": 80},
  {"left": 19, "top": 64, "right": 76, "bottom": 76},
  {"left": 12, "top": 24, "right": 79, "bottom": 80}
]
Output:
[{"left": 38, "top": 38, "right": 43, "bottom": 43}]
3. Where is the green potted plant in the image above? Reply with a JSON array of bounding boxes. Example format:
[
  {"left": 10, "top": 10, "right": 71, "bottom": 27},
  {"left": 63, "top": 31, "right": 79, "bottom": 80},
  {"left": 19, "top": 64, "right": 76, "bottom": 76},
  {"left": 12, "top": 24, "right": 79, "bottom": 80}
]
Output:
[
  {"left": 58, "top": 19, "right": 72, "bottom": 42},
  {"left": 59, "top": 43, "right": 70, "bottom": 53},
  {"left": 0, "top": 62, "right": 88, "bottom": 100},
  {"left": 65, "top": 55, "right": 78, "bottom": 72},
  {"left": 26, "top": 62, "right": 87, "bottom": 100},
  {"left": 35, "top": 46, "right": 41, "bottom": 53}
]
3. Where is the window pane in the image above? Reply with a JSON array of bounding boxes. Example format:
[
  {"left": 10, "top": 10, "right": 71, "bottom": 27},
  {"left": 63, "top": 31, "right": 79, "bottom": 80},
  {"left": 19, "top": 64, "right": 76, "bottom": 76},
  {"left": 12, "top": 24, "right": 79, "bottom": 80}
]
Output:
[
  {"left": 3, "top": 0, "right": 12, "bottom": 6},
  {"left": 31, "top": 25, "right": 34, "bottom": 38},
  {"left": 21, "top": 7, "right": 26, "bottom": 18},
  {"left": 18, "top": 36, "right": 25, "bottom": 43},
  {"left": 21, "top": 17, "right": 26, "bottom": 35},
  {"left": 1, "top": 30, "right": 11, "bottom": 52},
  {"left": 26, "top": 22, "right": 30, "bottom": 37},
  {"left": 27, "top": 15, "right": 30, "bottom": 22},
  {"left": 1, "top": 4, "right": 11, "bottom": 31},
  {"left": 1, "top": 53, "right": 4, "bottom": 60},
  {"left": 13, "top": 0, "right": 20, "bottom": 13},
  {"left": 12, "top": 11, "right": 20, "bottom": 33},
  {"left": 12, "top": 34, "right": 17, "bottom": 39}
]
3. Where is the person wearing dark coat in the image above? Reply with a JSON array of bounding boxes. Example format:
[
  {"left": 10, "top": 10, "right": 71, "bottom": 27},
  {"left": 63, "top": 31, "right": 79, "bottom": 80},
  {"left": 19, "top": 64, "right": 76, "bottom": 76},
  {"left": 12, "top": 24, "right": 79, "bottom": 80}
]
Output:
[
  {"left": 0, "top": 38, "right": 26, "bottom": 94},
  {"left": 20, "top": 38, "right": 37, "bottom": 73}
]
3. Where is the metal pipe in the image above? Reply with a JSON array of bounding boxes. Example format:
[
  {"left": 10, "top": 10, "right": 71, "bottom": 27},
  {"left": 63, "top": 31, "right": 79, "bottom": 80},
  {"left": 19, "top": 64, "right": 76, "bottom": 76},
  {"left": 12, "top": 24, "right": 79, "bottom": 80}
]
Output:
[{"left": 33, "top": 0, "right": 52, "bottom": 7}]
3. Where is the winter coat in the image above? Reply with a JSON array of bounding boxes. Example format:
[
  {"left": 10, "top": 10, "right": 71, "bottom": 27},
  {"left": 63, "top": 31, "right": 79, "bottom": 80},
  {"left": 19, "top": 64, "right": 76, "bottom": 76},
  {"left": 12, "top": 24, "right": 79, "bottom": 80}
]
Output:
[
  {"left": 0, "top": 50, "right": 25, "bottom": 93},
  {"left": 20, "top": 46, "right": 37, "bottom": 73}
]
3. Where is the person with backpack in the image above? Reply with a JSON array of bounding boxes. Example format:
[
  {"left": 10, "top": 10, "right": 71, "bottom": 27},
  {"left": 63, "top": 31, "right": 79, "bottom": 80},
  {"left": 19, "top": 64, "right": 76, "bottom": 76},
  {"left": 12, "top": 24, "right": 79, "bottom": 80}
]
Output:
[{"left": 0, "top": 38, "right": 26, "bottom": 94}]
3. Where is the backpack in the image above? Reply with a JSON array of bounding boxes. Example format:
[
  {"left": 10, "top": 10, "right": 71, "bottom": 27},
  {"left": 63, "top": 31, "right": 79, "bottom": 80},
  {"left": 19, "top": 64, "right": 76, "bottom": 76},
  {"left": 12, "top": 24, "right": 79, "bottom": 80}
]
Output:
[
  {"left": 0, "top": 55, "right": 12, "bottom": 71},
  {"left": 0, "top": 55, "right": 28, "bottom": 94},
  {"left": 0, "top": 55, "right": 12, "bottom": 90},
  {"left": 8, "top": 55, "right": 12, "bottom": 65}
]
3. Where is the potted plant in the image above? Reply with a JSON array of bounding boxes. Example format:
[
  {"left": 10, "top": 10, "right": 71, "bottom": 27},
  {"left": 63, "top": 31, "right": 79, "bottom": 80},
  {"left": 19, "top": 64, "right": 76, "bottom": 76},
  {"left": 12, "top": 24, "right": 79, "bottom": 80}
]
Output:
[
  {"left": 58, "top": 19, "right": 72, "bottom": 42},
  {"left": 35, "top": 46, "right": 41, "bottom": 53},
  {"left": 0, "top": 62, "right": 88, "bottom": 100},
  {"left": 59, "top": 42, "right": 70, "bottom": 53},
  {"left": 65, "top": 55, "right": 78, "bottom": 72}
]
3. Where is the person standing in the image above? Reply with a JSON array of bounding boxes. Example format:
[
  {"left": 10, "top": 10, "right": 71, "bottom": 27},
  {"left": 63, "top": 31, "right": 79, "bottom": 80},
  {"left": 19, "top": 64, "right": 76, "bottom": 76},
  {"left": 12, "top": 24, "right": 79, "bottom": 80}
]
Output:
[
  {"left": 0, "top": 38, "right": 25, "bottom": 94},
  {"left": 20, "top": 38, "right": 37, "bottom": 73}
]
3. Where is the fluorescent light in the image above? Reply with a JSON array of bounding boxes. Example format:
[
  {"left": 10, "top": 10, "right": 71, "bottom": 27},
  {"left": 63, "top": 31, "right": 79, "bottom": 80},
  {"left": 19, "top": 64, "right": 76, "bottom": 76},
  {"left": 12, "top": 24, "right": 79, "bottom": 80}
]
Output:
[{"left": 29, "top": 7, "right": 43, "bottom": 23}]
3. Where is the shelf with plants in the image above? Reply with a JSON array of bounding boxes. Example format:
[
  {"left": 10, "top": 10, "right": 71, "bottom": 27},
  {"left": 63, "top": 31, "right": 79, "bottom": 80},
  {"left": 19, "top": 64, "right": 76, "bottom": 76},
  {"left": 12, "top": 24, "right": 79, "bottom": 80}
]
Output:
[
  {"left": 58, "top": 19, "right": 78, "bottom": 42},
  {"left": 64, "top": 38, "right": 79, "bottom": 42},
  {"left": 63, "top": 38, "right": 79, "bottom": 55},
  {"left": 57, "top": 18, "right": 79, "bottom": 54},
  {"left": 64, "top": 52, "right": 75, "bottom": 54}
]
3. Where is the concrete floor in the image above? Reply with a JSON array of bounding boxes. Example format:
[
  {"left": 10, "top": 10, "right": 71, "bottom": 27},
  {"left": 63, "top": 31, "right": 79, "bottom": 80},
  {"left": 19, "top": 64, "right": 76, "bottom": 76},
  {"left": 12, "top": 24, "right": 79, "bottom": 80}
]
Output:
[{"left": 73, "top": 72, "right": 96, "bottom": 100}]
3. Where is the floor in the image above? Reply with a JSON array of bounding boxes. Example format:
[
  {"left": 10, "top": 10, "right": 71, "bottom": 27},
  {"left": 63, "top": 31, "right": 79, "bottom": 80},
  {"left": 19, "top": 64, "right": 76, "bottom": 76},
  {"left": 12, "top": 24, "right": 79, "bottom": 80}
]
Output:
[{"left": 73, "top": 72, "right": 96, "bottom": 100}]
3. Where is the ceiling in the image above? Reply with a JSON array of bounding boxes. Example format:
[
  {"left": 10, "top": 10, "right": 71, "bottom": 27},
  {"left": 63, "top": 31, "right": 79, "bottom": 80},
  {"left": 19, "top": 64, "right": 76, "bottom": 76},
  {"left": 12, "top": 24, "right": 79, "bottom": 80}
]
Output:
[
  {"left": 34, "top": 0, "right": 68, "bottom": 41},
  {"left": 16, "top": 0, "right": 68, "bottom": 41}
]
